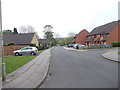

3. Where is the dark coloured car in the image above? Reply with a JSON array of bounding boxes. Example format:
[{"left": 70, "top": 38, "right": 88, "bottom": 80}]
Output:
[{"left": 67, "top": 44, "right": 74, "bottom": 47}]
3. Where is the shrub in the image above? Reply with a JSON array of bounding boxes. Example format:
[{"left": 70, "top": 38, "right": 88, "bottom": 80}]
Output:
[
  {"left": 30, "top": 43, "right": 36, "bottom": 47},
  {"left": 111, "top": 42, "right": 120, "bottom": 47},
  {"left": 36, "top": 46, "right": 44, "bottom": 50},
  {"left": 7, "top": 42, "right": 15, "bottom": 46}
]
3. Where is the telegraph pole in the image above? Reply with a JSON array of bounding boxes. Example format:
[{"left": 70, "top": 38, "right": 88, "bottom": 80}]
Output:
[{"left": 0, "top": 0, "right": 6, "bottom": 81}]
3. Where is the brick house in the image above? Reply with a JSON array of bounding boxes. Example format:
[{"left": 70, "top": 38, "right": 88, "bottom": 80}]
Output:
[
  {"left": 86, "top": 20, "right": 120, "bottom": 46},
  {"left": 3, "top": 33, "right": 39, "bottom": 46},
  {"left": 74, "top": 29, "right": 89, "bottom": 45}
]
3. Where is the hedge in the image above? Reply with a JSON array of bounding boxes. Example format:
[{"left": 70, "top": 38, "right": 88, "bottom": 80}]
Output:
[
  {"left": 111, "top": 42, "right": 120, "bottom": 47},
  {"left": 6, "top": 42, "right": 15, "bottom": 46},
  {"left": 36, "top": 46, "right": 44, "bottom": 50}
]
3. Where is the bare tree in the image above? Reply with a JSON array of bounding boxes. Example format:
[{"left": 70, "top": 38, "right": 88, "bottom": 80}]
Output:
[
  {"left": 54, "top": 33, "right": 61, "bottom": 38},
  {"left": 19, "top": 25, "right": 35, "bottom": 33},
  {"left": 27, "top": 25, "right": 35, "bottom": 33},
  {"left": 19, "top": 26, "right": 27, "bottom": 33},
  {"left": 68, "top": 32, "right": 76, "bottom": 37}
]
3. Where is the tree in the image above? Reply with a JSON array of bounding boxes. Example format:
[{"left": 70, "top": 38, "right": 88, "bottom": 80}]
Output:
[
  {"left": 44, "top": 25, "right": 53, "bottom": 32},
  {"left": 13, "top": 28, "right": 18, "bottom": 34},
  {"left": 19, "top": 25, "right": 35, "bottom": 33},
  {"left": 19, "top": 26, "right": 27, "bottom": 33},
  {"left": 27, "top": 25, "right": 35, "bottom": 33},
  {"left": 3, "top": 30, "right": 13, "bottom": 35},
  {"left": 54, "top": 33, "right": 61, "bottom": 38},
  {"left": 43, "top": 25, "right": 54, "bottom": 39},
  {"left": 43, "top": 25, "right": 58, "bottom": 48},
  {"left": 68, "top": 32, "right": 76, "bottom": 37}
]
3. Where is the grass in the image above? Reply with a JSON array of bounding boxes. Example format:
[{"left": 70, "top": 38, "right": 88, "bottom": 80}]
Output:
[
  {"left": 118, "top": 52, "right": 120, "bottom": 55},
  {"left": 5, "top": 56, "right": 36, "bottom": 75},
  {"left": 4, "top": 50, "right": 45, "bottom": 75},
  {"left": 0, "top": 58, "right": 1, "bottom": 77},
  {"left": 38, "top": 50, "right": 45, "bottom": 54}
]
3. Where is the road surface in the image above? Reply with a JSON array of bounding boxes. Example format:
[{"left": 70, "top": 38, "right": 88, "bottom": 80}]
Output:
[{"left": 40, "top": 46, "right": 118, "bottom": 88}]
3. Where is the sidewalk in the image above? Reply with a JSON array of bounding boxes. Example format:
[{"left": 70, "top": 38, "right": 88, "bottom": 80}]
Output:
[
  {"left": 3, "top": 48, "right": 51, "bottom": 88},
  {"left": 102, "top": 50, "right": 119, "bottom": 62}
]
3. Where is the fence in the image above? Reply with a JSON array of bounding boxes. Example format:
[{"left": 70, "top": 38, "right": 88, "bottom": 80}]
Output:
[{"left": 4, "top": 45, "right": 28, "bottom": 56}]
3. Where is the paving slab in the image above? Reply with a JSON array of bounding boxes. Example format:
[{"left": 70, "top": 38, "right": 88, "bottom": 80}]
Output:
[{"left": 102, "top": 50, "right": 119, "bottom": 62}]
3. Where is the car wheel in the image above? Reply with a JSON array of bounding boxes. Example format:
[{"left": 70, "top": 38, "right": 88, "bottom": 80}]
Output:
[
  {"left": 15, "top": 52, "right": 20, "bottom": 56},
  {"left": 30, "top": 52, "right": 35, "bottom": 55}
]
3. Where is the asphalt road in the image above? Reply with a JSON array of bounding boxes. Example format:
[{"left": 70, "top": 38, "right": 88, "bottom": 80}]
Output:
[{"left": 40, "top": 46, "right": 118, "bottom": 88}]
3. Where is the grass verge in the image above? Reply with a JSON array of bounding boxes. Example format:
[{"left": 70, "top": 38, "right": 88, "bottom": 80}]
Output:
[
  {"left": 38, "top": 50, "right": 45, "bottom": 54},
  {"left": 118, "top": 52, "right": 120, "bottom": 55},
  {"left": 5, "top": 50, "right": 45, "bottom": 75},
  {"left": 5, "top": 56, "right": 36, "bottom": 75}
]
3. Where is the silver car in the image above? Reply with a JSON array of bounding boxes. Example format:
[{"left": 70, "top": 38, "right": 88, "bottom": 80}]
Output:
[
  {"left": 73, "top": 44, "right": 86, "bottom": 49},
  {"left": 13, "top": 47, "right": 38, "bottom": 56}
]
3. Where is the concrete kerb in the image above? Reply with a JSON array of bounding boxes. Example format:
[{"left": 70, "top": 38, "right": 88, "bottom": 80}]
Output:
[
  {"left": 101, "top": 53, "right": 120, "bottom": 63},
  {"left": 36, "top": 47, "right": 53, "bottom": 88},
  {"left": 3, "top": 48, "right": 53, "bottom": 88}
]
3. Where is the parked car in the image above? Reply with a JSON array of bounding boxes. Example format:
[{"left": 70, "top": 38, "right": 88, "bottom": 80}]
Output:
[
  {"left": 13, "top": 47, "right": 38, "bottom": 56},
  {"left": 67, "top": 44, "right": 74, "bottom": 47},
  {"left": 73, "top": 44, "right": 86, "bottom": 49}
]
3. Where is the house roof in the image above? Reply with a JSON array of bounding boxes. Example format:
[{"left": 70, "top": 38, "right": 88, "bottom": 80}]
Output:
[
  {"left": 88, "top": 20, "right": 120, "bottom": 36},
  {"left": 3, "top": 33, "right": 35, "bottom": 45}
]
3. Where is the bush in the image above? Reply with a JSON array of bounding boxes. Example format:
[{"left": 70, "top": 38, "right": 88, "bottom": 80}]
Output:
[
  {"left": 7, "top": 42, "right": 15, "bottom": 46},
  {"left": 111, "top": 42, "right": 120, "bottom": 47},
  {"left": 30, "top": 43, "right": 36, "bottom": 47},
  {"left": 36, "top": 46, "right": 44, "bottom": 50}
]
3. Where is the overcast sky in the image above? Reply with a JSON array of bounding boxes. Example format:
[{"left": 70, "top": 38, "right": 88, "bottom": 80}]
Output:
[{"left": 1, "top": 0, "right": 119, "bottom": 38}]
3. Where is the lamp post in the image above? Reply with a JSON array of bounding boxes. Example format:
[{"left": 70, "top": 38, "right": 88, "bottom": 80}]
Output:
[{"left": 0, "top": 0, "right": 6, "bottom": 81}]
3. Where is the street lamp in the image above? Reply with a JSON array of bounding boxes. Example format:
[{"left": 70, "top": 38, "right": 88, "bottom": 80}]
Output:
[{"left": 0, "top": 0, "right": 6, "bottom": 81}]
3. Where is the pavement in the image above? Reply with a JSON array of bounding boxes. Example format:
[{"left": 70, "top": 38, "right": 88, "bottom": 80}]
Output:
[
  {"left": 2, "top": 48, "right": 52, "bottom": 88},
  {"left": 101, "top": 49, "right": 119, "bottom": 62}
]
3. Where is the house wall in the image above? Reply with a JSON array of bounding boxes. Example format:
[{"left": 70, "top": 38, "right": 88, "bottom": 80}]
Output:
[
  {"left": 75, "top": 30, "right": 89, "bottom": 45},
  {"left": 31, "top": 34, "right": 39, "bottom": 46},
  {"left": 106, "top": 24, "right": 120, "bottom": 44}
]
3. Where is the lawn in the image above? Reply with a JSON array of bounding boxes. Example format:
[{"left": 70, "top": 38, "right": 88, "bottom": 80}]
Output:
[
  {"left": 118, "top": 52, "right": 120, "bottom": 55},
  {"left": 4, "top": 50, "right": 45, "bottom": 75},
  {"left": 38, "top": 50, "right": 45, "bottom": 54},
  {"left": 5, "top": 56, "right": 36, "bottom": 75},
  {"left": 0, "top": 58, "right": 1, "bottom": 77}
]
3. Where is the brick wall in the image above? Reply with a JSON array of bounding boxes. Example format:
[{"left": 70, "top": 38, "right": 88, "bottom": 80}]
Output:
[
  {"left": 106, "top": 23, "right": 120, "bottom": 44},
  {"left": 75, "top": 29, "right": 89, "bottom": 45}
]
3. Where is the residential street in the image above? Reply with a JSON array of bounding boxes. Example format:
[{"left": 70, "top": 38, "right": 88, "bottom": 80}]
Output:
[{"left": 40, "top": 46, "right": 118, "bottom": 88}]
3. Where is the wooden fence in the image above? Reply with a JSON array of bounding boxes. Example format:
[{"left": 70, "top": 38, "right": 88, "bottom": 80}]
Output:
[{"left": 3, "top": 45, "right": 28, "bottom": 56}]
